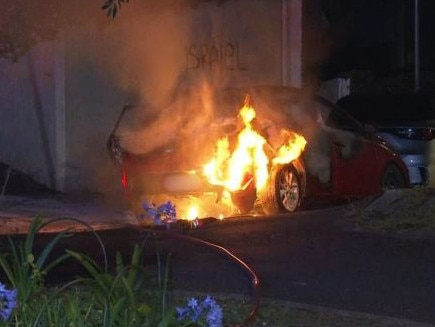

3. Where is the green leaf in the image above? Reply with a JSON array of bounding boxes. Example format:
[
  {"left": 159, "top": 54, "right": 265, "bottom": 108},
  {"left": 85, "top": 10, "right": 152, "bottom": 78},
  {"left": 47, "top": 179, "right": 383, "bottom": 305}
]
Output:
[
  {"left": 126, "top": 244, "right": 142, "bottom": 287},
  {"left": 35, "top": 231, "right": 69, "bottom": 269},
  {"left": 156, "top": 308, "right": 178, "bottom": 327},
  {"left": 65, "top": 250, "right": 107, "bottom": 292},
  {"left": 26, "top": 253, "right": 35, "bottom": 264}
]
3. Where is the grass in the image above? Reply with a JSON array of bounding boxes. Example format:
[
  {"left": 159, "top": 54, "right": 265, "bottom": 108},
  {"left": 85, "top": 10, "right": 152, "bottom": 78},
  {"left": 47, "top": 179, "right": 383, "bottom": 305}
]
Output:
[
  {"left": 347, "top": 187, "right": 435, "bottom": 234},
  {"left": 172, "top": 292, "right": 427, "bottom": 327}
]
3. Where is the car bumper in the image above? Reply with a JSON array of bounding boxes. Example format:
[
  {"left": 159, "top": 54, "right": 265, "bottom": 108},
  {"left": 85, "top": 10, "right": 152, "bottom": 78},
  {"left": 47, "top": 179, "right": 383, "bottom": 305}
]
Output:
[{"left": 401, "top": 154, "right": 430, "bottom": 185}]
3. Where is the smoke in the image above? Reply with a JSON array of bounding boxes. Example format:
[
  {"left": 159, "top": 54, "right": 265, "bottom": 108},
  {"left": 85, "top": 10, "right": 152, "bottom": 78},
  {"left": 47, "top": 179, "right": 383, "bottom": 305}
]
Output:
[
  {"left": 117, "top": 83, "right": 215, "bottom": 157},
  {"left": 103, "top": 1, "right": 194, "bottom": 108},
  {"left": 114, "top": 82, "right": 361, "bottom": 187},
  {"left": 63, "top": 0, "right": 359, "bottom": 194}
]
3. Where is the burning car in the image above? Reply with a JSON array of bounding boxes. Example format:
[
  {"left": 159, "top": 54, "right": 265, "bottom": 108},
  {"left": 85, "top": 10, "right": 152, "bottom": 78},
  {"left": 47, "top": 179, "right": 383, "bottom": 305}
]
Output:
[{"left": 107, "top": 86, "right": 409, "bottom": 220}]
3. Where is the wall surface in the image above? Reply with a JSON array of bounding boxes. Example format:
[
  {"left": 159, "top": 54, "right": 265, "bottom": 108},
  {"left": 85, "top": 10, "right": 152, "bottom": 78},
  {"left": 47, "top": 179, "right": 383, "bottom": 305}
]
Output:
[{"left": 0, "top": 41, "right": 58, "bottom": 189}]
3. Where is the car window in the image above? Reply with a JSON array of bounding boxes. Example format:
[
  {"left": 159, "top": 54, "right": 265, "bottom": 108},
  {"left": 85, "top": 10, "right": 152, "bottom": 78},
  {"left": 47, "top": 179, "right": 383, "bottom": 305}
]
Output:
[
  {"left": 325, "top": 107, "right": 363, "bottom": 132},
  {"left": 305, "top": 97, "right": 363, "bottom": 133}
]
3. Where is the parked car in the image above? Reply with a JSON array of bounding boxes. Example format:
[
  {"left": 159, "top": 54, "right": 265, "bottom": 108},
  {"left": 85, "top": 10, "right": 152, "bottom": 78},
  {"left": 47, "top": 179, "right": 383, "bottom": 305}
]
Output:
[
  {"left": 337, "top": 93, "right": 435, "bottom": 186},
  {"left": 107, "top": 86, "right": 409, "bottom": 218}
]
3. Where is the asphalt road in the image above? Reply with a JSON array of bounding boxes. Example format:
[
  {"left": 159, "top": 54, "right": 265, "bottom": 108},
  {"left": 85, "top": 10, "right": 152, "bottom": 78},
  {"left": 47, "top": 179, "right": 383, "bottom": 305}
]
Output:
[
  {"left": 160, "top": 206, "right": 435, "bottom": 325},
  {"left": 2, "top": 202, "right": 435, "bottom": 325}
]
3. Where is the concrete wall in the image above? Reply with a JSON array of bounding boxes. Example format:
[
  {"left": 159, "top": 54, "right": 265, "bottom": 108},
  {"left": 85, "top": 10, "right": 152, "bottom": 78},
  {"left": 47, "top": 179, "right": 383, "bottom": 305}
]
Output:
[
  {"left": 0, "top": 41, "right": 58, "bottom": 189},
  {"left": 63, "top": 25, "right": 128, "bottom": 194}
]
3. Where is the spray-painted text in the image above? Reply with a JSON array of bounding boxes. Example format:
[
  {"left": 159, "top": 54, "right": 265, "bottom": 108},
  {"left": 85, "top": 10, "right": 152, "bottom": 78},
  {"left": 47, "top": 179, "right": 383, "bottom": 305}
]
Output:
[{"left": 185, "top": 42, "right": 247, "bottom": 71}]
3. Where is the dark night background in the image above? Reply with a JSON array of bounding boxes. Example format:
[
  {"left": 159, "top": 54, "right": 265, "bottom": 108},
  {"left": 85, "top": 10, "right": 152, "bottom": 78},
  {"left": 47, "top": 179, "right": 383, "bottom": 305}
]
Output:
[{"left": 304, "top": 0, "right": 435, "bottom": 92}]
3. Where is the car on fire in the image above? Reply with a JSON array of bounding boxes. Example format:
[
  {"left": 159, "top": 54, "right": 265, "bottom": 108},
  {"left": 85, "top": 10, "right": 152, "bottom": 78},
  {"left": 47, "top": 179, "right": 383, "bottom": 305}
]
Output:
[{"left": 107, "top": 86, "right": 410, "bottom": 219}]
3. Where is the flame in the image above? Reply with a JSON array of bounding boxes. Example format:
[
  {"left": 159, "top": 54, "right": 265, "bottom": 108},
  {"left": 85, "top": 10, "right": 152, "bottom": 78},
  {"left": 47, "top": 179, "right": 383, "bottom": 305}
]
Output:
[
  {"left": 203, "top": 99, "right": 269, "bottom": 192},
  {"left": 203, "top": 96, "right": 307, "bottom": 196},
  {"left": 272, "top": 131, "right": 307, "bottom": 165},
  {"left": 186, "top": 205, "right": 199, "bottom": 221}
]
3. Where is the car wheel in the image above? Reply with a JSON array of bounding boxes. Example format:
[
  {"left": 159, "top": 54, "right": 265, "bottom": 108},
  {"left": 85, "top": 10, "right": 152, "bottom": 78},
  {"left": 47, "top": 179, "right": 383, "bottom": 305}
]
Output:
[
  {"left": 381, "top": 163, "right": 406, "bottom": 189},
  {"left": 260, "top": 163, "right": 301, "bottom": 214}
]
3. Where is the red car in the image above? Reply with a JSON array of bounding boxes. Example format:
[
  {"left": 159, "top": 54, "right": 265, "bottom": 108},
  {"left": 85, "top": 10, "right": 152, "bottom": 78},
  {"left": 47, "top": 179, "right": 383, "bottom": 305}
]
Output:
[{"left": 107, "top": 86, "right": 409, "bottom": 218}]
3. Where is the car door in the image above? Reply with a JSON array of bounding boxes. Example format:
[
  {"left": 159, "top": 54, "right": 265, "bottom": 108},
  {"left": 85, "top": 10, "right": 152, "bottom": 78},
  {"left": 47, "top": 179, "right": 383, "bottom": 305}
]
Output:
[{"left": 323, "top": 105, "right": 386, "bottom": 197}]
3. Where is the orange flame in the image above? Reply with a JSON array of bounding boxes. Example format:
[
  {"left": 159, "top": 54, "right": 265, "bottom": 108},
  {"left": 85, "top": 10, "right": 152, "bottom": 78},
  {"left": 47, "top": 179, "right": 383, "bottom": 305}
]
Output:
[
  {"left": 203, "top": 97, "right": 307, "bottom": 195},
  {"left": 272, "top": 131, "right": 307, "bottom": 165}
]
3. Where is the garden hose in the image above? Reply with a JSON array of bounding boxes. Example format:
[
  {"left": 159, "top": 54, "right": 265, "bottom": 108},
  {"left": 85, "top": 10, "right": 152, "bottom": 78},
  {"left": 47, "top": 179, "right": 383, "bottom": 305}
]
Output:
[{"left": 134, "top": 220, "right": 261, "bottom": 327}]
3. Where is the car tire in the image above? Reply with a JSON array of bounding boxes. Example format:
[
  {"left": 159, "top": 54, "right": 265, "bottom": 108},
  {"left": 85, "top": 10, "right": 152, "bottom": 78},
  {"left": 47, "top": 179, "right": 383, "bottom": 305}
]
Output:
[
  {"left": 259, "top": 163, "right": 302, "bottom": 214},
  {"left": 381, "top": 163, "right": 406, "bottom": 189}
]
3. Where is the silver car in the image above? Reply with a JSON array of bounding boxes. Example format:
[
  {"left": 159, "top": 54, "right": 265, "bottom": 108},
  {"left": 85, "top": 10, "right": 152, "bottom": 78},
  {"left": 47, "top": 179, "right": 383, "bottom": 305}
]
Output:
[{"left": 337, "top": 93, "right": 435, "bottom": 186}]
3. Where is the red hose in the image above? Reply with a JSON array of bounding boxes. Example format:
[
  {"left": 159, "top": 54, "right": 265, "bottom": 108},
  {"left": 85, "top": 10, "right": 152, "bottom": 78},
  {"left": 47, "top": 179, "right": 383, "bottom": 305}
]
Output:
[{"left": 132, "top": 222, "right": 261, "bottom": 327}]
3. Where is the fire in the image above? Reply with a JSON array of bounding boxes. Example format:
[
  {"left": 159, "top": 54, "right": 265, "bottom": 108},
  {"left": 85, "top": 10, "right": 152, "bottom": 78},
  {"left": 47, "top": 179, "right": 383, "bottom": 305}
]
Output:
[
  {"left": 186, "top": 206, "right": 199, "bottom": 221},
  {"left": 203, "top": 98, "right": 269, "bottom": 192},
  {"left": 273, "top": 131, "right": 307, "bottom": 165},
  {"left": 203, "top": 96, "right": 307, "bottom": 197}
]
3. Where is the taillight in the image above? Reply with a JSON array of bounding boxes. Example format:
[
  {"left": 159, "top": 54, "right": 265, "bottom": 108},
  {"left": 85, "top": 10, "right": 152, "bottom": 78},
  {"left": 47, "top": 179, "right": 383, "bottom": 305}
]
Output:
[
  {"left": 421, "top": 128, "right": 435, "bottom": 140},
  {"left": 121, "top": 169, "right": 128, "bottom": 189},
  {"left": 388, "top": 128, "right": 435, "bottom": 141}
]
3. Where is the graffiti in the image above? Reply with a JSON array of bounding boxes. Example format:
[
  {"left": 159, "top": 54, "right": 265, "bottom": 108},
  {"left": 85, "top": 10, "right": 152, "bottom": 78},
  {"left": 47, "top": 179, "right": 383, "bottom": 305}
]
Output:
[{"left": 185, "top": 42, "right": 247, "bottom": 71}]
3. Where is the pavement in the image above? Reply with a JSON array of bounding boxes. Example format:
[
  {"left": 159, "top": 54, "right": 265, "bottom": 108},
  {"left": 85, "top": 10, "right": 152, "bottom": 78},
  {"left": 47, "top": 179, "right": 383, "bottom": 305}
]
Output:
[
  {"left": 0, "top": 194, "right": 139, "bottom": 234},
  {"left": 1, "top": 188, "right": 433, "bottom": 236}
]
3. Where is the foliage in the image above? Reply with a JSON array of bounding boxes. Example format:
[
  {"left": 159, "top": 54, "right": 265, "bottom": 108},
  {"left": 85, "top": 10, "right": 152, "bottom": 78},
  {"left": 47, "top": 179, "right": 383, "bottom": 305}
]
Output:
[
  {"left": 0, "top": 216, "right": 71, "bottom": 325},
  {"left": 101, "top": 0, "right": 130, "bottom": 18},
  {"left": 65, "top": 243, "right": 169, "bottom": 326},
  {"left": 0, "top": 216, "right": 224, "bottom": 326},
  {"left": 176, "top": 296, "right": 223, "bottom": 327}
]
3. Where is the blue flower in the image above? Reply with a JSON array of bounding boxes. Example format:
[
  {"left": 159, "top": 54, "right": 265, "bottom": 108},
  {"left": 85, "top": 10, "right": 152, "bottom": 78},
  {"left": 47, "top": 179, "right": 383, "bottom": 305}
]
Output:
[
  {"left": 187, "top": 297, "right": 198, "bottom": 309},
  {"left": 202, "top": 295, "right": 216, "bottom": 309},
  {"left": 176, "top": 296, "right": 223, "bottom": 327},
  {"left": 176, "top": 306, "right": 189, "bottom": 321},
  {"left": 0, "top": 283, "right": 17, "bottom": 322},
  {"left": 201, "top": 296, "right": 223, "bottom": 327},
  {"left": 206, "top": 304, "right": 223, "bottom": 327},
  {"left": 158, "top": 201, "right": 177, "bottom": 221},
  {"left": 142, "top": 201, "right": 159, "bottom": 220},
  {"left": 142, "top": 200, "right": 177, "bottom": 225}
]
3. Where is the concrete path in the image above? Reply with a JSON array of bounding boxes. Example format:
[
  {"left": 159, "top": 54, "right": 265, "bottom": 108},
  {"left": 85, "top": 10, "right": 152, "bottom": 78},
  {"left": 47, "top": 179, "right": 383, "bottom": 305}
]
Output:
[{"left": 0, "top": 195, "right": 139, "bottom": 234}]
